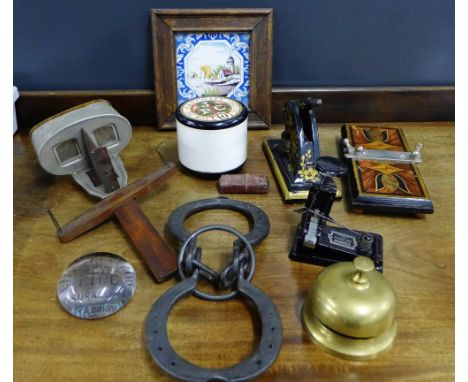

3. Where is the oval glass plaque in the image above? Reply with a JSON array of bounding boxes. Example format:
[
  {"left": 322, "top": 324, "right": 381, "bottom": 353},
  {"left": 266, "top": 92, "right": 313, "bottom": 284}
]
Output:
[{"left": 57, "top": 252, "right": 137, "bottom": 319}]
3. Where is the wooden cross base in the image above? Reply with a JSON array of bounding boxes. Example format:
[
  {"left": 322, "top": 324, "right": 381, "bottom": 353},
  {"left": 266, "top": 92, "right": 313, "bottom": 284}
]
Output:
[{"left": 57, "top": 163, "right": 178, "bottom": 282}]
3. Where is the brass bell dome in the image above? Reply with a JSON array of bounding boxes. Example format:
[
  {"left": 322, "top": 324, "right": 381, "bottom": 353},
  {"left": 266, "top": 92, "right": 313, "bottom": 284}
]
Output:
[{"left": 302, "top": 256, "right": 397, "bottom": 360}]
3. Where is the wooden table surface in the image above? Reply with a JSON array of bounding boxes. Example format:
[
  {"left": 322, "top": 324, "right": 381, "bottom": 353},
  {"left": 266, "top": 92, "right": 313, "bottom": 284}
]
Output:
[{"left": 14, "top": 123, "right": 454, "bottom": 382}]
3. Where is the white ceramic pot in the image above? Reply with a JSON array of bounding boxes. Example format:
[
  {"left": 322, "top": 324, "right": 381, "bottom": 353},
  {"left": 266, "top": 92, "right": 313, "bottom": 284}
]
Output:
[{"left": 175, "top": 96, "right": 248, "bottom": 176}]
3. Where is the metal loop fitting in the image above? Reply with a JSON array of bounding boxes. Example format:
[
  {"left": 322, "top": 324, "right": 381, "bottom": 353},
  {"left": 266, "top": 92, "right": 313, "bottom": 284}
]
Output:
[
  {"left": 146, "top": 226, "right": 282, "bottom": 382},
  {"left": 178, "top": 225, "right": 256, "bottom": 302}
]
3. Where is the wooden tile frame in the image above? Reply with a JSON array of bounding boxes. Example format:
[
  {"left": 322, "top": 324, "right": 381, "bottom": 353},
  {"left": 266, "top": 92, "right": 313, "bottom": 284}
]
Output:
[{"left": 151, "top": 8, "right": 273, "bottom": 130}]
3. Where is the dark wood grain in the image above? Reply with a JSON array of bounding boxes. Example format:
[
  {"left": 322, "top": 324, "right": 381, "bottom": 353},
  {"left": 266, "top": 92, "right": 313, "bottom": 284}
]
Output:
[
  {"left": 249, "top": 10, "right": 273, "bottom": 127},
  {"left": 151, "top": 13, "right": 176, "bottom": 129},
  {"left": 161, "top": 17, "right": 262, "bottom": 31},
  {"left": 16, "top": 90, "right": 156, "bottom": 130},
  {"left": 150, "top": 8, "right": 273, "bottom": 129},
  {"left": 271, "top": 86, "right": 455, "bottom": 123},
  {"left": 14, "top": 123, "right": 454, "bottom": 381},
  {"left": 154, "top": 8, "right": 274, "bottom": 16},
  {"left": 114, "top": 199, "right": 177, "bottom": 282},
  {"left": 15, "top": 87, "right": 454, "bottom": 131}
]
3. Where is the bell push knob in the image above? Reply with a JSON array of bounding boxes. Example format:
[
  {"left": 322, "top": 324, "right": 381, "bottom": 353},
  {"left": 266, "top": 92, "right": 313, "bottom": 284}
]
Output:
[{"left": 301, "top": 256, "right": 397, "bottom": 360}]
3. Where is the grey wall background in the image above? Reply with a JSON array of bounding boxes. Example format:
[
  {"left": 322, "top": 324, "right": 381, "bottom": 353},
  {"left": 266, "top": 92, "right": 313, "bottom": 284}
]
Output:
[{"left": 13, "top": 0, "right": 454, "bottom": 91}]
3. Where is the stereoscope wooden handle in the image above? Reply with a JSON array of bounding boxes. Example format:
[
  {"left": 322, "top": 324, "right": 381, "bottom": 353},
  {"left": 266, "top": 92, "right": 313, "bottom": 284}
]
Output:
[
  {"left": 57, "top": 162, "right": 178, "bottom": 281},
  {"left": 114, "top": 199, "right": 176, "bottom": 282}
]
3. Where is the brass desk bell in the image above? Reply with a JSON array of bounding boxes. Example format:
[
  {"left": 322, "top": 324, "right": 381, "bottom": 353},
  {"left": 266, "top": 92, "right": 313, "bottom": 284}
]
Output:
[{"left": 302, "top": 256, "right": 397, "bottom": 360}]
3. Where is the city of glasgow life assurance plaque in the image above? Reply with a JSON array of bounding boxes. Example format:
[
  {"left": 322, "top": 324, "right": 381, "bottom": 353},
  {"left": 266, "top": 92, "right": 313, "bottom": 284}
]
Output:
[{"left": 57, "top": 252, "right": 137, "bottom": 319}]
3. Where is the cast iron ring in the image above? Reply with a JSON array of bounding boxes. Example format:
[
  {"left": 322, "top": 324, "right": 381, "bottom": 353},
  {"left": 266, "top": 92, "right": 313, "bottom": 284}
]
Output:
[
  {"left": 167, "top": 197, "right": 270, "bottom": 246},
  {"left": 178, "top": 225, "right": 256, "bottom": 302},
  {"left": 146, "top": 275, "right": 283, "bottom": 382}
]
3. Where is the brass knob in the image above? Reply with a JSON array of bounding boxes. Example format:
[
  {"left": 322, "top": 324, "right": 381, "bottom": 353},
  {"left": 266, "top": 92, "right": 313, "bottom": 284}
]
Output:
[
  {"left": 302, "top": 256, "right": 397, "bottom": 360},
  {"left": 349, "top": 256, "right": 374, "bottom": 289}
]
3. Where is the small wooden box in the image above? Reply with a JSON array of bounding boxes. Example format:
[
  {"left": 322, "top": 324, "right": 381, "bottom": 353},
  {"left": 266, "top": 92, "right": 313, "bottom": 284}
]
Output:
[{"left": 341, "top": 124, "right": 433, "bottom": 214}]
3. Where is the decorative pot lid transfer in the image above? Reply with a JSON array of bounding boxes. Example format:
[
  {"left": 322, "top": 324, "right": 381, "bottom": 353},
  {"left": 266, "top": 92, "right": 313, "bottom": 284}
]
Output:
[{"left": 176, "top": 96, "right": 248, "bottom": 130}]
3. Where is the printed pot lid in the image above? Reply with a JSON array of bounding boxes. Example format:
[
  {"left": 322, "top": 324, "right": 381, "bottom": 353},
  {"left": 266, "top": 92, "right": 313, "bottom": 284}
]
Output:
[{"left": 176, "top": 96, "right": 248, "bottom": 130}]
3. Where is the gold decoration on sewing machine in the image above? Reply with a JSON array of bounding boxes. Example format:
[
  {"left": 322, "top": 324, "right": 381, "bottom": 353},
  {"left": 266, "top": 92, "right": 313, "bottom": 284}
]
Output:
[{"left": 298, "top": 150, "right": 320, "bottom": 181}]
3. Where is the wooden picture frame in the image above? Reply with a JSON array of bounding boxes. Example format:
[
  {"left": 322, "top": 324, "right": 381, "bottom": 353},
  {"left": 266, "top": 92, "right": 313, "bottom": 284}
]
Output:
[{"left": 151, "top": 8, "right": 273, "bottom": 130}]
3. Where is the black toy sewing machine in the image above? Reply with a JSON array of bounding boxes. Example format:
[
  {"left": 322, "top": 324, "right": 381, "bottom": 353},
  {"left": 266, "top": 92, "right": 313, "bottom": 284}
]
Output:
[
  {"left": 263, "top": 98, "right": 323, "bottom": 202},
  {"left": 289, "top": 157, "right": 384, "bottom": 272}
]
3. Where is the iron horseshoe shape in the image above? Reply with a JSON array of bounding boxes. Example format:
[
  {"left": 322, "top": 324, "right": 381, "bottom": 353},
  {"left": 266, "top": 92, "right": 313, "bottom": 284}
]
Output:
[
  {"left": 146, "top": 276, "right": 282, "bottom": 382},
  {"left": 167, "top": 197, "right": 270, "bottom": 246},
  {"left": 145, "top": 225, "right": 282, "bottom": 382}
]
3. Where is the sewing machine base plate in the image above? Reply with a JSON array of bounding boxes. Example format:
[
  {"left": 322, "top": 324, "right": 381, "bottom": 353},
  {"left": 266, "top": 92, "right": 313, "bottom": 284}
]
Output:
[{"left": 264, "top": 139, "right": 342, "bottom": 202}]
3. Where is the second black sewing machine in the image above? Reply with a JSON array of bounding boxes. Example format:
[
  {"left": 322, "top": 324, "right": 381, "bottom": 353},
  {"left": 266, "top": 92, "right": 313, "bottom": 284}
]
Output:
[{"left": 264, "top": 98, "right": 383, "bottom": 271}]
